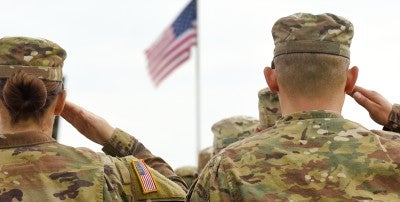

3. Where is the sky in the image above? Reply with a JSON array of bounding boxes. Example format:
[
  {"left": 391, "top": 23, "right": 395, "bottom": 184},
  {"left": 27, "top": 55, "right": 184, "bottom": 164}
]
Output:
[{"left": 2, "top": 0, "right": 400, "bottom": 169}]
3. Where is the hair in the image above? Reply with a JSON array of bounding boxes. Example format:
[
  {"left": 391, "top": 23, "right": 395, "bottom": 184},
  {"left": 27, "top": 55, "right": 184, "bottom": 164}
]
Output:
[
  {"left": 0, "top": 70, "right": 63, "bottom": 124},
  {"left": 273, "top": 53, "right": 350, "bottom": 98}
]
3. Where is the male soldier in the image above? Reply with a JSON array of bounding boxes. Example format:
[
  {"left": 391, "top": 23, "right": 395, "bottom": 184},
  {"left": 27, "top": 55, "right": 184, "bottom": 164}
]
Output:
[
  {"left": 212, "top": 88, "right": 282, "bottom": 156},
  {"left": 172, "top": 100, "right": 275, "bottom": 190},
  {"left": 176, "top": 114, "right": 261, "bottom": 189},
  {"left": 0, "top": 36, "right": 186, "bottom": 201},
  {"left": 187, "top": 13, "right": 400, "bottom": 201},
  {"left": 197, "top": 88, "right": 282, "bottom": 174},
  {"left": 196, "top": 116, "right": 259, "bottom": 178}
]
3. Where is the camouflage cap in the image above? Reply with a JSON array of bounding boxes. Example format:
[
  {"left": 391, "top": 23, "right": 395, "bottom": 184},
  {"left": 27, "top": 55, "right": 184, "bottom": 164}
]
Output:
[
  {"left": 0, "top": 36, "right": 66, "bottom": 81},
  {"left": 174, "top": 166, "right": 198, "bottom": 188},
  {"left": 272, "top": 13, "right": 354, "bottom": 59},
  {"left": 212, "top": 115, "right": 259, "bottom": 154},
  {"left": 197, "top": 146, "right": 213, "bottom": 173},
  {"left": 258, "top": 87, "right": 282, "bottom": 130}
]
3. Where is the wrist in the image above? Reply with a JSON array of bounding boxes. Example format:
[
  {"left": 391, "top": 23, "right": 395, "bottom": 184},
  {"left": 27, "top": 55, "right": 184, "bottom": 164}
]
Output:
[{"left": 100, "top": 127, "right": 116, "bottom": 145}]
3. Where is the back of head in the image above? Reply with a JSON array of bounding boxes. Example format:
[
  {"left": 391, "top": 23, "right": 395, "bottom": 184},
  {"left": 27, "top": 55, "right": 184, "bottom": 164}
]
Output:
[
  {"left": 212, "top": 115, "right": 259, "bottom": 154},
  {"left": 271, "top": 13, "right": 353, "bottom": 98},
  {"left": 0, "top": 36, "right": 66, "bottom": 123}
]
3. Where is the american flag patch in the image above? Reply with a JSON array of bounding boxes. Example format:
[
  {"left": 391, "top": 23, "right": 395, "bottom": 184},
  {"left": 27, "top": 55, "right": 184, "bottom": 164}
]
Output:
[{"left": 132, "top": 160, "right": 158, "bottom": 193}]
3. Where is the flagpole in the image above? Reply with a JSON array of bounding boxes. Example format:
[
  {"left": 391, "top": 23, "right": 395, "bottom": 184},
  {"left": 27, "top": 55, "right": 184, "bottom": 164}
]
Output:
[{"left": 195, "top": 0, "right": 201, "bottom": 159}]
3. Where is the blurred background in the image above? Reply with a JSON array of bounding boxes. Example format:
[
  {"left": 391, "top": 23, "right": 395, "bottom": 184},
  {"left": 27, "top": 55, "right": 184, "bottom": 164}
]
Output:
[{"left": 2, "top": 0, "right": 399, "bottom": 169}]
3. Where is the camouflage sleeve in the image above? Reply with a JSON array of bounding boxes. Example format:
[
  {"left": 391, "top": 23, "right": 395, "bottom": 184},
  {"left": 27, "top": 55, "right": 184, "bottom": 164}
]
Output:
[
  {"left": 187, "top": 155, "right": 235, "bottom": 201},
  {"left": 383, "top": 104, "right": 400, "bottom": 133},
  {"left": 102, "top": 128, "right": 188, "bottom": 192},
  {"left": 100, "top": 154, "right": 186, "bottom": 201}
]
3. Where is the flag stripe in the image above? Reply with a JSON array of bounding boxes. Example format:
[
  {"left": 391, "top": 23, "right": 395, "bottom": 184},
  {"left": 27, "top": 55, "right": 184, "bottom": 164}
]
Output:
[
  {"left": 145, "top": 29, "right": 175, "bottom": 62},
  {"left": 149, "top": 29, "right": 196, "bottom": 76},
  {"left": 151, "top": 39, "right": 196, "bottom": 84},
  {"left": 147, "top": 25, "right": 196, "bottom": 73},
  {"left": 145, "top": 0, "right": 197, "bottom": 86},
  {"left": 154, "top": 52, "right": 190, "bottom": 86}
]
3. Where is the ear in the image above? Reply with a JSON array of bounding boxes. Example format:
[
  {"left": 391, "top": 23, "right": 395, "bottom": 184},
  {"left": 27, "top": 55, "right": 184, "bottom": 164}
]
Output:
[
  {"left": 264, "top": 67, "right": 279, "bottom": 92},
  {"left": 54, "top": 90, "right": 67, "bottom": 115},
  {"left": 345, "top": 66, "right": 359, "bottom": 93}
]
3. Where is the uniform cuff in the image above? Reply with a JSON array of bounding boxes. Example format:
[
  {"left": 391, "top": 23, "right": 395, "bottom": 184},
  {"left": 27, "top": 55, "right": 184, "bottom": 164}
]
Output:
[
  {"left": 102, "top": 128, "right": 137, "bottom": 157},
  {"left": 383, "top": 104, "right": 400, "bottom": 133}
]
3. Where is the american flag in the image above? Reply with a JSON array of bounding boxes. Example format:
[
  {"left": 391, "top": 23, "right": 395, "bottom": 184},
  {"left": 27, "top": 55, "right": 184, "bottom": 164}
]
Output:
[
  {"left": 145, "top": 0, "right": 197, "bottom": 86},
  {"left": 132, "top": 160, "right": 158, "bottom": 193}
]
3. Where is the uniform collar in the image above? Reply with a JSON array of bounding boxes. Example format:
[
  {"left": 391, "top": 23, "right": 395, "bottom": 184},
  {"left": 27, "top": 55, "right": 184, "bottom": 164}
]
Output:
[
  {"left": 278, "top": 110, "right": 343, "bottom": 123},
  {"left": 0, "top": 131, "right": 55, "bottom": 148}
]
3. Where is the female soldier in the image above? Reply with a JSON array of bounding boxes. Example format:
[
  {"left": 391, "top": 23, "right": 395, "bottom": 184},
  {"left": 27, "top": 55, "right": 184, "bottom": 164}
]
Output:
[{"left": 0, "top": 36, "right": 186, "bottom": 201}]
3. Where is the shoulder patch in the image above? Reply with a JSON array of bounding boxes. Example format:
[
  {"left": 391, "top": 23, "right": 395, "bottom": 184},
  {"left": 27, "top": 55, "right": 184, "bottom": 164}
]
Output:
[{"left": 131, "top": 159, "right": 158, "bottom": 194}]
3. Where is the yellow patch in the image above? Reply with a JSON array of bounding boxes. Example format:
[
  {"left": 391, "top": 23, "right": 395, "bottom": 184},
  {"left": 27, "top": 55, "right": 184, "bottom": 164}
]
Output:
[{"left": 131, "top": 160, "right": 158, "bottom": 194}]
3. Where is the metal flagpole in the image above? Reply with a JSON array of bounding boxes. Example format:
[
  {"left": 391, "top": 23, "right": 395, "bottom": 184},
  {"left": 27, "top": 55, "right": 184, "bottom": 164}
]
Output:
[{"left": 195, "top": 0, "right": 201, "bottom": 159}]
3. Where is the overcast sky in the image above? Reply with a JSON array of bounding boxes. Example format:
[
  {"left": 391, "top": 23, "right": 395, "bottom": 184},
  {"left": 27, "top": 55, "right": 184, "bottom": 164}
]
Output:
[{"left": 2, "top": 0, "right": 399, "bottom": 169}]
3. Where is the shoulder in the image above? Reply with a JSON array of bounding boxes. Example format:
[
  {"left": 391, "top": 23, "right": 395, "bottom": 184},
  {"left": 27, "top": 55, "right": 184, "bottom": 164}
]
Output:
[
  {"left": 99, "top": 154, "right": 186, "bottom": 201},
  {"left": 371, "top": 129, "right": 400, "bottom": 142},
  {"left": 188, "top": 154, "right": 236, "bottom": 201}
]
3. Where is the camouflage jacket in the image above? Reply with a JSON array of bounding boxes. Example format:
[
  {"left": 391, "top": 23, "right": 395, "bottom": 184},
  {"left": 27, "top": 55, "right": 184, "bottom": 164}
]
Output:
[
  {"left": 383, "top": 104, "right": 400, "bottom": 133},
  {"left": 187, "top": 111, "right": 400, "bottom": 201},
  {"left": 0, "top": 128, "right": 186, "bottom": 201}
]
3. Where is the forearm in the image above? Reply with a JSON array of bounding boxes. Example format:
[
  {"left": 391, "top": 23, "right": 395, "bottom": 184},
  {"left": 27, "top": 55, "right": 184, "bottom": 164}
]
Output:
[
  {"left": 102, "top": 128, "right": 188, "bottom": 191},
  {"left": 383, "top": 104, "right": 400, "bottom": 133}
]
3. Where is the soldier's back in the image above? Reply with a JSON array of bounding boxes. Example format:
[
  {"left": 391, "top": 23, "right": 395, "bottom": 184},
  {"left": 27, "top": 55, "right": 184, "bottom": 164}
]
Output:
[
  {"left": 0, "top": 132, "right": 186, "bottom": 201},
  {"left": 190, "top": 111, "right": 400, "bottom": 201}
]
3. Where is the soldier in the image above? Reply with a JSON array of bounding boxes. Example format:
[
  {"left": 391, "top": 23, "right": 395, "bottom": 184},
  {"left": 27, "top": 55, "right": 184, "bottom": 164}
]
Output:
[
  {"left": 0, "top": 36, "right": 186, "bottom": 201},
  {"left": 174, "top": 166, "right": 198, "bottom": 188},
  {"left": 187, "top": 13, "right": 400, "bottom": 201},
  {"left": 212, "top": 115, "right": 259, "bottom": 155},
  {"left": 197, "top": 89, "right": 281, "bottom": 174},
  {"left": 183, "top": 89, "right": 282, "bottom": 190}
]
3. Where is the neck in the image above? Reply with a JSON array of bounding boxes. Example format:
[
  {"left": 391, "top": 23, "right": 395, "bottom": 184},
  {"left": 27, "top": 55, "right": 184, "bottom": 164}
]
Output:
[
  {"left": 0, "top": 101, "right": 57, "bottom": 137},
  {"left": 0, "top": 118, "right": 54, "bottom": 136},
  {"left": 278, "top": 91, "right": 345, "bottom": 116}
]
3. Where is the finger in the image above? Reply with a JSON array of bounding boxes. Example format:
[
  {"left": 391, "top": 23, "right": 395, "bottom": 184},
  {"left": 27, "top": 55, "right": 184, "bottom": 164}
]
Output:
[
  {"left": 352, "top": 91, "right": 376, "bottom": 112},
  {"left": 351, "top": 86, "right": 382, "bottom": 102},
  {"left": 61, "top": 102, "right": 86, "bottom": 125}
]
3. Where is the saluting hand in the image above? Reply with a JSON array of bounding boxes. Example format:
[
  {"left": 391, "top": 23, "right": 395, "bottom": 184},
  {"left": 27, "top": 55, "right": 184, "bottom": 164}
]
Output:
[
  {"left": 349, "top": 85, "right": 392, "bottom": 126},
  {"left": 61, "top": 101, "right": 115, "bottom": 145}
]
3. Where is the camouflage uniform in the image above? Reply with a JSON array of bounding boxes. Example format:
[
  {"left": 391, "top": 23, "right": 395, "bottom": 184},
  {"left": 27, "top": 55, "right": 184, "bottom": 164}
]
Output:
[
  {"left": 197, "top": 146, "right": 213, "bottom": 173},
  {"left": 188, "top": 111, "right": 400, "bottom": 201},
  {"left": 174, "top": 166, "right": 198, "bottom": 189},
  {"left": 212, "top": 115, "right": 259, "bottom": 155},
  {"left": 257, "top": 87, "right": 281, "bottom": 131},
  {"left": 187, "top": 13, "right": 400, "bottom": 201},
  {"left": 384, "top": 104, "right": 400, "bottom": 133},
  {"left": 0, "top": 37, "right": 186, "bottom": 201},
  {"left": 197, "top": 89, "right": 281, "bottom": 175}
]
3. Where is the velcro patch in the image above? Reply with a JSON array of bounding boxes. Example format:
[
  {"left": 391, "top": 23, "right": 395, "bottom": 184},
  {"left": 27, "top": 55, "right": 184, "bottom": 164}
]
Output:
[{"left": 131, "top": 160, "right": 158, "bottom": 194}]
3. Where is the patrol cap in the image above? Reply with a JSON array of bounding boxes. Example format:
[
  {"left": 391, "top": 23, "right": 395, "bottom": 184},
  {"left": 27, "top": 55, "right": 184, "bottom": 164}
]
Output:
[
  {"left": 174, "top": 166, "right": 198, "bottom": 188},
  {"left": 0, "top": 36, "right": 66, "bottom": 81},
  {"left": 258, "top": 88, "right": 282, "bottom": 130},
  {"left": 212, "top": 115, "right": 259, "bottom": 154},
  {"left": 272, "top": 13, "right": 354, "bottom": 59}
]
